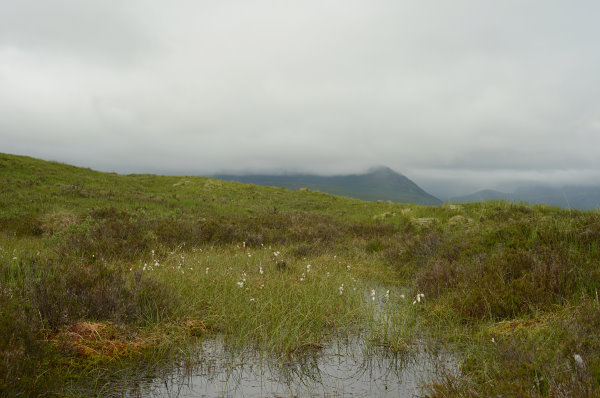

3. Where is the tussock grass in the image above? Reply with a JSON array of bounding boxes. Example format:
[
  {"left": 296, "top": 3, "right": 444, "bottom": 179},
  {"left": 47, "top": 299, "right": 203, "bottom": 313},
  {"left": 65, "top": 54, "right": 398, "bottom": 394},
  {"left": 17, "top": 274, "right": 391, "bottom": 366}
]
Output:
[{"left": 144, "top": 247, "right": 371, "bottom": 352}]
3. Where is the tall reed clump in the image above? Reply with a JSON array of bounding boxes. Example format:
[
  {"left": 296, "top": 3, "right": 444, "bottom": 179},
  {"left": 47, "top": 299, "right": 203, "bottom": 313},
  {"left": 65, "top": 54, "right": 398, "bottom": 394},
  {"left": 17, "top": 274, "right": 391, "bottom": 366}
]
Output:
[{"left": 139, "top": 247, "right": 373, "bottom": 353}]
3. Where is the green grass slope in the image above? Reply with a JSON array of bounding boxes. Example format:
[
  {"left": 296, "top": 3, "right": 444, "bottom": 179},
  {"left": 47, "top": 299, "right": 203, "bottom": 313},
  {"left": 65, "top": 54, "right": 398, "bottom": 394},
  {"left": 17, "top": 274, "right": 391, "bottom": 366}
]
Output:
[{"left": 1, "top": 153, "right": 400, "bottom": 225}]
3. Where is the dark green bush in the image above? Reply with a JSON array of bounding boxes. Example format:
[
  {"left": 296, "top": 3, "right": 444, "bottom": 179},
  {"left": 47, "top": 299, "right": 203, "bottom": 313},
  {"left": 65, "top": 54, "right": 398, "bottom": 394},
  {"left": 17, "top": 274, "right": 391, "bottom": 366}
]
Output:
[
  {"left": 0, "top": 215, "right": 44, "bottom": 237},
  {"left": 27, "top": 259, "right": 177, "bottom": 329},
  {"left": 414, "top": 216, "right": 600, "bottom": 320},
  {"left": 0, "top": 289, "right": 57, "bottom": 396},
  {"left": 365, "top": 239, "right": 385, "bottom": 253}
]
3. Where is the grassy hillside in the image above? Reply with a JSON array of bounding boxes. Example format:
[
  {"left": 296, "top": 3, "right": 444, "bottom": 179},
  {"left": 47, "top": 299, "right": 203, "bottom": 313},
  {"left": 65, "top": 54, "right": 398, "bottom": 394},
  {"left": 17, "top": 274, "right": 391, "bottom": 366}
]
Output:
[{"left": 1, "top": 152, "right": 600, "bottom": 397}]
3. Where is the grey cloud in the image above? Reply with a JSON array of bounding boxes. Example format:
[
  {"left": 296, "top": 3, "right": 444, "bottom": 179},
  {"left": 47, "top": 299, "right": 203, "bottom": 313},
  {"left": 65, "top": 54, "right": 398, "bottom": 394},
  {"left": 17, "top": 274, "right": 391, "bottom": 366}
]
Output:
[
  {"left": 0, "top": 0, "right": 157, "bottom": 62},
  {"left": 1, "top": 0, "right": 600, "bottom": 195}
]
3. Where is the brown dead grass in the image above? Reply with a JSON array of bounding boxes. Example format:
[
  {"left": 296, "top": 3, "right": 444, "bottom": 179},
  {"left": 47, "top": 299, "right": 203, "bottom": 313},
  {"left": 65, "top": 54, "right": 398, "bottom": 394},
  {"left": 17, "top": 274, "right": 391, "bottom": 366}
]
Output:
[
  {"left": 41, "top": 210, "right": 79, "bottom": 234},
  {"left": 47, "top": 319, "right": 210, "bottom": 360},
  {"left": 47, "top": 322, "right": 145, "bottom": 359}
]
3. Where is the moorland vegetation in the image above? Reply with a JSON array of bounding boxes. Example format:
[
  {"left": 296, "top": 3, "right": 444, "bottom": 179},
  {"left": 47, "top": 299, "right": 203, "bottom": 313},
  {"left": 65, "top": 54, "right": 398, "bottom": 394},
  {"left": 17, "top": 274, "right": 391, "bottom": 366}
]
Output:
[{"left": 1, "top": 153, "right": 599, "bottom": 397}]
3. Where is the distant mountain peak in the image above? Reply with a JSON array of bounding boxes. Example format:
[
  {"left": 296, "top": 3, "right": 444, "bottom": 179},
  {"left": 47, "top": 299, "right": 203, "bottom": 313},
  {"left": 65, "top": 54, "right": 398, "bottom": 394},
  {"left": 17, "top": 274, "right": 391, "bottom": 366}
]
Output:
[
  {"left": 215, "top": 167, "right": 441, "bottom": 205},
  {"left": 367, "top": 166, "right": 398, "bottom": 175}
]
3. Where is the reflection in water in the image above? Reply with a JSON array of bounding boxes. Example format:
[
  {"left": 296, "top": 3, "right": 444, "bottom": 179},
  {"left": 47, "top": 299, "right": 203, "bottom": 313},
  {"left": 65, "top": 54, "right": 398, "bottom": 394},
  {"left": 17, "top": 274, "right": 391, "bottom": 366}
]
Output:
[{"left": 132, "top": 335, "right": 457, "bottom": 397}]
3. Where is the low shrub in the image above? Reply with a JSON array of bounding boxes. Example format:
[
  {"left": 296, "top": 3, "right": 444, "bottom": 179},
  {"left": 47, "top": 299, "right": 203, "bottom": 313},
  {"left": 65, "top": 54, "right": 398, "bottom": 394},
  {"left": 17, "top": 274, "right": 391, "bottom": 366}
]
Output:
[
  {"left": 11, "top": 257, "right": 179, "bottom": 329},
  {"left": 0, "top": 288, "right": 57, "bottom": 396}
]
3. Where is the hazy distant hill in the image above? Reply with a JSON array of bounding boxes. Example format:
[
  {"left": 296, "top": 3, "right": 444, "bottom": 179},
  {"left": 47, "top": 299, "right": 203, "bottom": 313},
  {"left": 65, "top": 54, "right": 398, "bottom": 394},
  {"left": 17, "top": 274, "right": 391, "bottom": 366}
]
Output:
[
  {"left": 216, "top": 167, "right": 442, "bottom": 206},
  {"left": 450, "top": 189, "right": 515, "bottom": 204},
  {"left": 451, "top": 186, "right": 600, "bottom": 210}
]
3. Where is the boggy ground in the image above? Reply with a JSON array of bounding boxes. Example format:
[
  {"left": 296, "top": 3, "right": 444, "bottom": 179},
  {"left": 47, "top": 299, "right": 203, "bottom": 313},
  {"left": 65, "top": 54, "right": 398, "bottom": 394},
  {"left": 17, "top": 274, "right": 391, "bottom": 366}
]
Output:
[{"left": 1, "top": 152, "right": 599, "bottom": 397}]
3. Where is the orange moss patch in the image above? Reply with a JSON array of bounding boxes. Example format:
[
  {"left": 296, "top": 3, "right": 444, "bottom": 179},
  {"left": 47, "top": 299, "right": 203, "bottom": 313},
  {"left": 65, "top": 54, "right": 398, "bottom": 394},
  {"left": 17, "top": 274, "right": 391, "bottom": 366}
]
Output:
[
  {"left": 184, "top": 318, "right": 209, "bottom": 336},
  {"left": 47, "top": 322, "right": 145, "bottom": 359},
  {"left": 47, "top": 319, "right": 211, "bottom": 359}
]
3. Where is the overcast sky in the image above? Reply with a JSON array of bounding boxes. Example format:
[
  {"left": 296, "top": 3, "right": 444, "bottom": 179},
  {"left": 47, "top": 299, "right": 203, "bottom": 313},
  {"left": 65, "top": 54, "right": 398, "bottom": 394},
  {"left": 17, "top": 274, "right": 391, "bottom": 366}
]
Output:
[{"left": 1, "top": 1, "right": 599, "bottom": 197}]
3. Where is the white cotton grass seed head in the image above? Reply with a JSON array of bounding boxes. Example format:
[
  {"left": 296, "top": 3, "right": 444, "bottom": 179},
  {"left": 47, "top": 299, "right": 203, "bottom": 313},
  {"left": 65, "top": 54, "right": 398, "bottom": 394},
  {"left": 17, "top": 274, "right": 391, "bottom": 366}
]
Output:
[
  {"left": 259, "top": 266, "right": 263, "bottom": 275},
  {"left": 574, "top": 354, "right": 585, "bottom": 368},
  {"left": 371, "top": 289, "right": 376, "bottom": 301}
]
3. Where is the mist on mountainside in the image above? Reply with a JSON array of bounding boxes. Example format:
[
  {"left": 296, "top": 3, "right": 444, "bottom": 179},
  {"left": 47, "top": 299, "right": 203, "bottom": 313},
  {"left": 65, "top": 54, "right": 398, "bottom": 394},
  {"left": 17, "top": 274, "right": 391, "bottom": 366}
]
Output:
[
  {"left": 215, "top": 166, "right": 442, "bottom": 206},
  {"left": 216, "top": 165, "right": 600, "bottom": 210},
  {"left": 450, "top": 185, "right": 600, "bottom": 210}
]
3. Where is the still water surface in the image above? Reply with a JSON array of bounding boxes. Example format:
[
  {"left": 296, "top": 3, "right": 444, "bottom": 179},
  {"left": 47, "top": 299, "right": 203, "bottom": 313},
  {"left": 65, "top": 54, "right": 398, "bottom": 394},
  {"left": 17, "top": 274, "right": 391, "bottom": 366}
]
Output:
[{"left": 132, "top": 335, "right": 456, "bottom": 397}]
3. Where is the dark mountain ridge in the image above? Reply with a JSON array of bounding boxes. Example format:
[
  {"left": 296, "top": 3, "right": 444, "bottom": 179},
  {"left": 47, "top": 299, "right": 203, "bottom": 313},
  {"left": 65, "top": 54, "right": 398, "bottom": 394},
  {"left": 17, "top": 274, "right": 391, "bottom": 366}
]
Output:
[{"left": 215, "top": 166, "right": 442, "bottom": 206}]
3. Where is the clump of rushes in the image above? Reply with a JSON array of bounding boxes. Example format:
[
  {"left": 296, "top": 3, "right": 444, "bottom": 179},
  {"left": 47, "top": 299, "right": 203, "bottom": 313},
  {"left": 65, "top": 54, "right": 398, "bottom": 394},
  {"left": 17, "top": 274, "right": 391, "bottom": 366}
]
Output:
[
  {"left": 365, "top": 287, "right": 420, "bottom": 354},
  {"left": 148, "top": 247, "right": 371, "bottom": 353}
]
